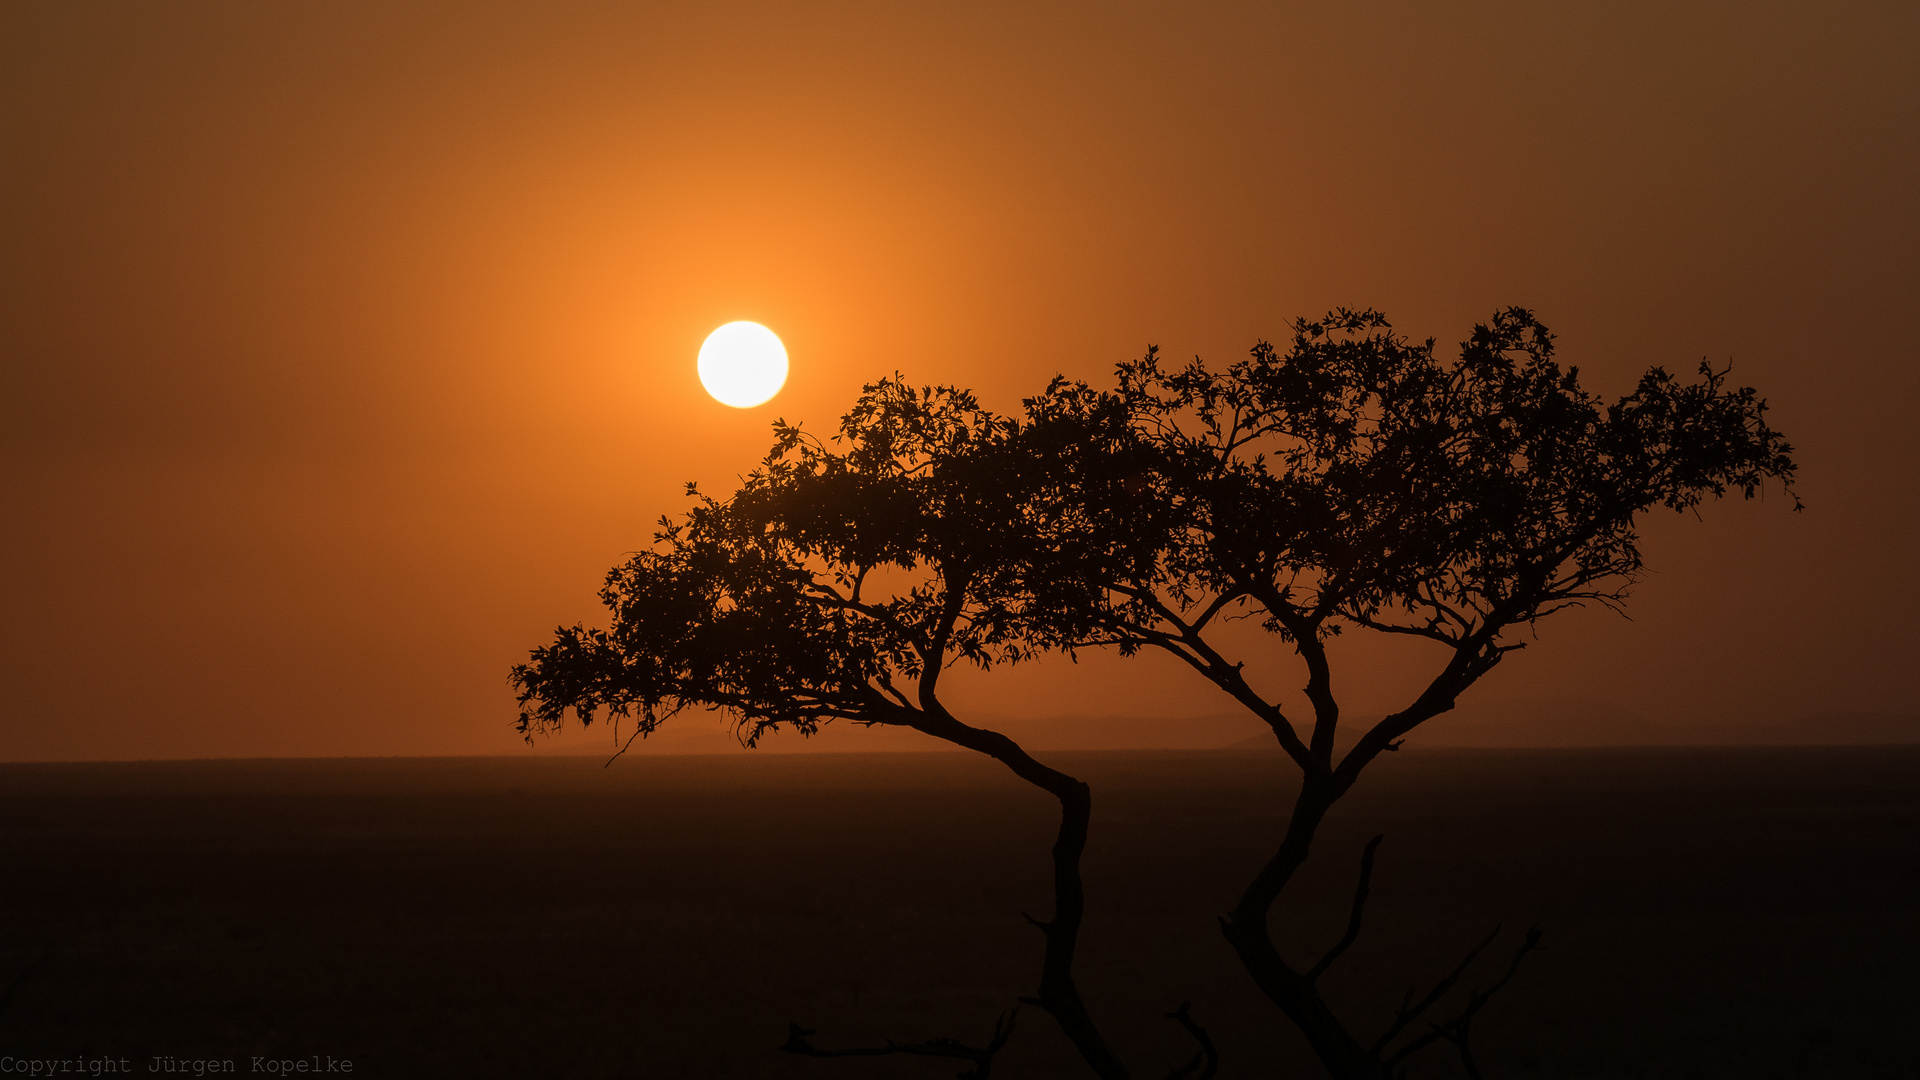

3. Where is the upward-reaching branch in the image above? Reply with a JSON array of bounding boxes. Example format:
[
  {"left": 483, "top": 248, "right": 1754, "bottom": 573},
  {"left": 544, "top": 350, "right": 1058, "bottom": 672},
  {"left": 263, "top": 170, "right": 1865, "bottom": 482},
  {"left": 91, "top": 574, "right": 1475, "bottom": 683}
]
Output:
[
  {"left": 1382, "top": 926, "right": 1544, "bottom": 1070},
  {"left": 1306, "top": 835, "right": 1384, "bottom": 985}
]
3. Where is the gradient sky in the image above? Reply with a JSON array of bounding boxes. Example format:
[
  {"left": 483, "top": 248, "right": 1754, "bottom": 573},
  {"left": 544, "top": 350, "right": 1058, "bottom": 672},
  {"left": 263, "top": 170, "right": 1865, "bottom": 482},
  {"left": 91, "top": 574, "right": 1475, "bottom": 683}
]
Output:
[{"left": 3, "top": 2, "right": 1915, "bottom": 761}]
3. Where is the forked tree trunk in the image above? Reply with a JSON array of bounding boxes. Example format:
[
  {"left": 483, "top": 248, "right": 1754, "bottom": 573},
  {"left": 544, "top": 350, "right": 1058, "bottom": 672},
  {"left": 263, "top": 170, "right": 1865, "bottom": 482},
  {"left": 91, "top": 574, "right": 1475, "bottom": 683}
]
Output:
[{"left": 1220, "top": 774, "right": 1389, "bottom": 1080}]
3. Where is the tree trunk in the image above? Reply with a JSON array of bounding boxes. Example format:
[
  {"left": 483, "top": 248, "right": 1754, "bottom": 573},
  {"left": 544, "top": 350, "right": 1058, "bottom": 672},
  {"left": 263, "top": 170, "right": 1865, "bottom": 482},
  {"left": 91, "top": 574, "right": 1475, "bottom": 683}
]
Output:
[
  {"left": 909, "top": 704, "right": 1133, "bottom": 1079},
  {"left": 1033, "top": 777, "right": 1134, "bottom": 1080},
  {"left": 1220, "top": 775, "right": 1387, "bottom": 1080}
]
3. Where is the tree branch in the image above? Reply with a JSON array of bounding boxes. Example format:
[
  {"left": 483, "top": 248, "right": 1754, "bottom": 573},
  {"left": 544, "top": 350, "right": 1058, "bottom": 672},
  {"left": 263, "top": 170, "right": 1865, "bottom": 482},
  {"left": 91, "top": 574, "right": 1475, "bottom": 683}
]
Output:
[
  {"left": 1387, "top": 926, "right": 1543, "bottom": 1073},
  {"left": 1243, "top": 578, "right": 1340, "bottom": 764},
  {"left": 1305, "top": 834, "right": 1384, "bottom": 985},
  {"left": 1187, "top": 589, "right": 1248, "bottom": 635},
  {"left": 918, "top": 576, "right": 969, "bottom": 707},
  {"left": 1158, "top": 1002, "right": 1220, "bottom": 1080},
  {"left": 1375, "top": 924, "right": 1501, "bottom": 1059},
  {"left": 1349, "top": 615, "right": 1461, "bottom": 646},
  {"left": 802, "top": 583, "right": 936, "bottom": 658},
  {"left": 1120, "top": 603, "right": 1313, "bottom": 769}
]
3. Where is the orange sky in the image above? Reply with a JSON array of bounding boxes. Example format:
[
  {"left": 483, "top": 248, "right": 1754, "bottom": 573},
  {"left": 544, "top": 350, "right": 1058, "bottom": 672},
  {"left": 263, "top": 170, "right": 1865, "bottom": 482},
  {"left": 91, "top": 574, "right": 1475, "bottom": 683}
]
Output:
[{"left": 3, "top": 2, "right": 1915, "bottom": 761}]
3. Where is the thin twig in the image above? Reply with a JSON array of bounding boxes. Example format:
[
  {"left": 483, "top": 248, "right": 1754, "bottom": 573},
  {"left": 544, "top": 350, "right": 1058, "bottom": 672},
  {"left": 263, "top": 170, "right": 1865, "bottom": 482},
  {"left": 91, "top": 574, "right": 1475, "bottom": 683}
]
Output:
[
  {"left": 1437, "top": 925, "right": 1544, "bottom": 1078},
  {"left": 1385, "top": 926, "right": 1542, "bottom": 1067},
  {"left": 1374, "top": 924, "right": 1500, "bottom": 1057}
]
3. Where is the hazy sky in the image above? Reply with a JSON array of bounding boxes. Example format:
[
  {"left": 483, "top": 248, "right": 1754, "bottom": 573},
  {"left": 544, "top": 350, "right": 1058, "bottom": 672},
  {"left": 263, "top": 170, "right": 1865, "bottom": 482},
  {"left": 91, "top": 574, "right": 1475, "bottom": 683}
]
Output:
[{"left": 3, "top": 2, "right": 1915, "bottom": 760}]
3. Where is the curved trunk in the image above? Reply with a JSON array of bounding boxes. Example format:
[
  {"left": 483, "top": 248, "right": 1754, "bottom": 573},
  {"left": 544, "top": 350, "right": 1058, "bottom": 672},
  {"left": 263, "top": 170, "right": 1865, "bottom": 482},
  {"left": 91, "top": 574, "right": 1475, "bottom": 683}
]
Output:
[
  {"left": 908, "top": 704, "right": 1133, "bottom": 1080},
  {"left": 1220, "top": 774, "right": 1386, "bottom": 1080}
]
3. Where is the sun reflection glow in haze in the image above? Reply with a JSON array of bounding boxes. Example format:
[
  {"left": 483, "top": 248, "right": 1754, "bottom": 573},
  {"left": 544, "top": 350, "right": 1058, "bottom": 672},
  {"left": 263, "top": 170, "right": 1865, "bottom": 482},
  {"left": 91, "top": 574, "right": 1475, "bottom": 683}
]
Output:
[{"left": 697, "top": 322, "right": 789, "bottom": 408}]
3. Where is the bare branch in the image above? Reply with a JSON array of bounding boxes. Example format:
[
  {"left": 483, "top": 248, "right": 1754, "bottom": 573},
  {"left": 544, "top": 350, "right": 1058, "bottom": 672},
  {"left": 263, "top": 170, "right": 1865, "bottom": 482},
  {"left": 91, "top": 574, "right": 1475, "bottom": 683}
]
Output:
[
  {"left": 1349, "top": 615, "right": 1461, "bottom": 646},
  {"left": 601, "top": 717, "right": 649, "bottom": 768},
  {"left": 1188, "top": 588, "right": 1249, "bottom": 635},
  {"left": 1113, "top": 591, "right": 1312, "bottom": 767},
  {"left": 1375, "top": 925, "right": 1501, "bottom": 1059},
  {"left": 1305, "top": 834, "right": 1384, "bottom": 984},
  {"left": 1382, "top": 926, "right": 1542, "bottom": 1068}
]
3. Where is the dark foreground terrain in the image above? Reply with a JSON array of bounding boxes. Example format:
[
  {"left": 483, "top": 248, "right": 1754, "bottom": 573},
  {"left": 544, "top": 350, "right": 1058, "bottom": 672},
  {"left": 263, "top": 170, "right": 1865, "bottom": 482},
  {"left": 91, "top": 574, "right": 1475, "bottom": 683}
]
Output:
[{"left": 1, "top": 747, "right": 1916, "bottom": 1078}]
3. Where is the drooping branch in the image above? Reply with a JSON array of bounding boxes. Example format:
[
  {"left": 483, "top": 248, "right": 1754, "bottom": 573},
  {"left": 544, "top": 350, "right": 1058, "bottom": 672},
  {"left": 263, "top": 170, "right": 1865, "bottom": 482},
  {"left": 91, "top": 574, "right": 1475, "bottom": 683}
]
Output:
[
  {"left": 1305, "top": 834, "right": 1384, "bottom": 985},
  {"left": 782, "top": 1009, "right": 1018, "bottom": 1080}
]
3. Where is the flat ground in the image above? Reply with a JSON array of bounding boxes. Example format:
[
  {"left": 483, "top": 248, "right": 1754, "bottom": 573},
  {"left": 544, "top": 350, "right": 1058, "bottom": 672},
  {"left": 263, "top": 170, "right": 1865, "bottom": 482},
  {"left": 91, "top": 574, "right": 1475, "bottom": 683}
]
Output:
[{"left": 1, "top": 747, "right": 1915, "bottom": 1078}]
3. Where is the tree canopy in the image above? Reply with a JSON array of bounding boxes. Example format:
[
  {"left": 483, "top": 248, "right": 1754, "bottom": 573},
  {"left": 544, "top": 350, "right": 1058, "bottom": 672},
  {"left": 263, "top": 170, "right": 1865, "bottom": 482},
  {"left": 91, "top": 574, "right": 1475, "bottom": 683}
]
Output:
[{"left": 1034, "top": 307, "right": 1796, "bottom": 778}]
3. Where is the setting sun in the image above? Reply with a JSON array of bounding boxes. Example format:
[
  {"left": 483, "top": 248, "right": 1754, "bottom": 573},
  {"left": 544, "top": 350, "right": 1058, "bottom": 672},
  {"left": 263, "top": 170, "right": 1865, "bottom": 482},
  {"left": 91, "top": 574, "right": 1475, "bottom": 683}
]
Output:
[{"left": 697, "top": 321, "right": 788, "bottom": 408}]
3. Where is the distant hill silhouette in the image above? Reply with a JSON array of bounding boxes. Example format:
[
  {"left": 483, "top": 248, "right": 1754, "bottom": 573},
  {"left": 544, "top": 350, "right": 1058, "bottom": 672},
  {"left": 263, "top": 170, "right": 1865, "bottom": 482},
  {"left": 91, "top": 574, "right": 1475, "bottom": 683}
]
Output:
[
  {"left": 595, "top": 710, "right": 1272, "bottom": 755},
  {"left": 577, "top": 704, "right": 1919, "bottom": 756},
  {"left": 1230, "top": 702, "right": 1920, "bottom": 750}
]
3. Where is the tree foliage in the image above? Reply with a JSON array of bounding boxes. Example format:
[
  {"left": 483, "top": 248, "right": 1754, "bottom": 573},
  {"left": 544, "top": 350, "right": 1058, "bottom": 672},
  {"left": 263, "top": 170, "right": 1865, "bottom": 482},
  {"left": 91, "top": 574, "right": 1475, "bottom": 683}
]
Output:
[
  {"left": 515, "top": 382, "right": 1027, "bottom": 744},
  {"left": 1032, "top": 307, "right": 1796, "bottom": 774}
]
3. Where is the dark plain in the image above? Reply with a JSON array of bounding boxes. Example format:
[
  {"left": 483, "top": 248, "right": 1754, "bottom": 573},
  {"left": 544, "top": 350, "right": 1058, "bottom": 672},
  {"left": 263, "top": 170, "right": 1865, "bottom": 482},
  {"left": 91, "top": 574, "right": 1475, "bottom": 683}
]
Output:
[{"left": 1, "top": 746, "right": 1915, "bottom": 1078}]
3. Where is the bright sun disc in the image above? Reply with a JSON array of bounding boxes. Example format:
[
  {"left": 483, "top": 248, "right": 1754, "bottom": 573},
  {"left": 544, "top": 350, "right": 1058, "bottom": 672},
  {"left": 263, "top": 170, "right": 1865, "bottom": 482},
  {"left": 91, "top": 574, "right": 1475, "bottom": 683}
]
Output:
[{"left": 697, "top": 321, "right": 789, "bottom": 408}]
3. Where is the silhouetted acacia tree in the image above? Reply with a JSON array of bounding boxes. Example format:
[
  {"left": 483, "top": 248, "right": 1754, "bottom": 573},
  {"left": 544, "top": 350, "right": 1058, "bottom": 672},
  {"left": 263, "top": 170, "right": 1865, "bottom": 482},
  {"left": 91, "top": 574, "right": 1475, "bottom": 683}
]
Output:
[
  {"left": 515, "top": 308, "right": 1795, "bottom": 1078},
  {"left": 1020, "top": 308, "right": 1798, "bottom": 1078},
  {"left": 511, "top": 381, "right": 1212, "bottom": 1080}
]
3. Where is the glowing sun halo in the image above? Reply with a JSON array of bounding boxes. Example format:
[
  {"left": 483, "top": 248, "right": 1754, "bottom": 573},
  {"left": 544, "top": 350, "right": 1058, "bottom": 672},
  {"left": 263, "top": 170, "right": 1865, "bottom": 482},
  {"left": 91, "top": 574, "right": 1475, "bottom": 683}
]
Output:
[{"left": 697, "top": 321, "right": 789, "bottom": 408}]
